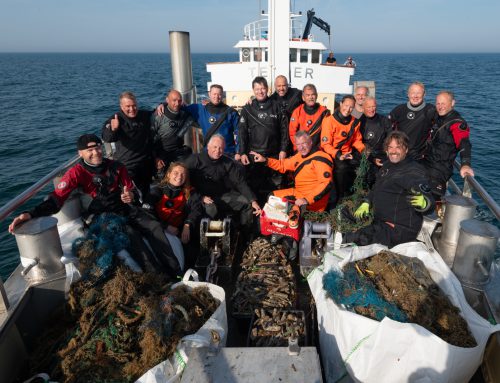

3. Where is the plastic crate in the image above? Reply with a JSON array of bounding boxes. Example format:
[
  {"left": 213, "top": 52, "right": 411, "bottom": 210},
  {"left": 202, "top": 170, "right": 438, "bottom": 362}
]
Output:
[{"left": 259, "top": 210, "right": 300, "bottom": 241}]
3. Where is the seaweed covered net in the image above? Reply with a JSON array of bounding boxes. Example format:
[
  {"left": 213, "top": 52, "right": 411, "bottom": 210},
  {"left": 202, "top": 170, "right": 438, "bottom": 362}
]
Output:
[
  {"left": 23, "top": 214, "right": 220, "bottom": 383},
  {"left": 323, "top": 250, "right": 477, "bottom": 347},
  {"left": 303, "top": 152, "right": 373, "bottom": 232}
]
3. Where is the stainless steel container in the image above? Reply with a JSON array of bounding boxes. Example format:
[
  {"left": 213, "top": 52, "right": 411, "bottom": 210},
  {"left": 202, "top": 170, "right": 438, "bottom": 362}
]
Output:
[
  {"left": 441, "top": 195, "right": 477, "bottom": 245},
  {"left": 52, "top": 194, "right": 81, "bottom": 225},
  {"left": 14, "top": 217, "right": 64, "bottom": 281},
  {"left": 436, "top": 195, "right": 477, "bottom": 266},
  {"left": 452, "top": 219, "right": 500, "bottom": 287}
]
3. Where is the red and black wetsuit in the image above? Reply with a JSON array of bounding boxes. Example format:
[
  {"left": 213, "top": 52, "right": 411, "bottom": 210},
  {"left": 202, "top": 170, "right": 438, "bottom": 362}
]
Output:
[
  {"left": 30, "top": 159, "right": 181, "bottom": 278},
  {"left": 421, "top": 109, "right": 472, "bottom": 196}
]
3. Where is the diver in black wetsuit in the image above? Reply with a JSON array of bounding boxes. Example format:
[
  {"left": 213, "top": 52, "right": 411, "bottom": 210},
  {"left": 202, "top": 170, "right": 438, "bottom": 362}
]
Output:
[
  {"left": 389, "top": 82, "right": 437, "bottom": 160},
  {"left": 421, "top": 90, "right": 474, "bottom": 198},
  {"left": 345, "top": 131, "right": 434, "bottom": 248},
  {"left": 270, "top": 75, "right": 303, "bottom": 136},
  {"left": 102, "top": 91, "right": 154, "bottom": 198},
  {"left": 359, "top": 97, "right": 391, "bottom": 187},
  {"left": 238, "top": 76, "right": 289, "bottom": 203}
]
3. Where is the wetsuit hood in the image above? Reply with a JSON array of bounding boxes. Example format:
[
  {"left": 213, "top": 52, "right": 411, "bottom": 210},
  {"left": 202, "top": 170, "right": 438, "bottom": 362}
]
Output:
[
  {"left": 304, "top": 103, "right": 320, "bottom": 115},
  {"left": 407, "top": 101, "right": 427, "bottom": 112}
]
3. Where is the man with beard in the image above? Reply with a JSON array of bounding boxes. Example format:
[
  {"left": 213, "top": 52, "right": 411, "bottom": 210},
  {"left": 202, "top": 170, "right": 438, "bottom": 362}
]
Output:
[
  {"left": 421, "top": 91, "right": 474, "bottom": 198},
  {"left": 320, "top": 95, "right": 365, "bottom": 206},
  {"left": 9, "top": 134, "right": 182, "bottom": 278},
  {"left": 389, "top": 81, "right": 437, "bottom": 160},
  {"left": 238, "top": 76, "right": 289, "bottom": 202},
  {"left": 360, "top": 96, "right": 391, "bottom": 187},
  {"left": 288, "top": 83, "right": 330, "bottom": 151},
  {"left": 186, "top": 135, "right": 261, "bottom": 229},
  {"left": 351, "top": 86, "right": 369, "bottom": 119},
  {"left": 102, "top": 91, "right": 154, "bottom": 197},
  {"left": 185, "top": 84, "right": 239, "bottom": 157},
  {"left": 345, "top": 131, "right": 434, "bottom": 247},
  {"left": 151, "top": 89, "right": 194, "bottom": 177}
]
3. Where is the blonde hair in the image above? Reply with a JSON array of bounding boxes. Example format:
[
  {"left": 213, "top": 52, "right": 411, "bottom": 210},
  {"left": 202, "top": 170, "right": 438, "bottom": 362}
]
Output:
[{"left": 161, "top": 162, "right": 191, "bottom": 199}]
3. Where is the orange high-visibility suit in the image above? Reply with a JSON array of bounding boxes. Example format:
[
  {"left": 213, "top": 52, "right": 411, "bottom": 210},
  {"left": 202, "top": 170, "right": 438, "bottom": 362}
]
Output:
[
  {"left": 267, "top": 149, "right": 333, "bottom": 211},
  {"left": 289, "top": 104, "right": 330, "bottom": 151},
  {"left": 320, "top": 114, "right": 365, "bottom": 159}
]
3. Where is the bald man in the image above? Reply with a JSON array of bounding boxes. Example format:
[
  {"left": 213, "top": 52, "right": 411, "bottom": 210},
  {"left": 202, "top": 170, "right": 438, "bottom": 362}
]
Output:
[{"left": 151, "top": 89, "right": 195, "bottom": 176}]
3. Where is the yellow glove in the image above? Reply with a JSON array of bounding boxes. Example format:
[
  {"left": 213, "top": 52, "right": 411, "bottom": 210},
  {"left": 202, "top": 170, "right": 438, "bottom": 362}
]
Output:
[
  {"left": 354, "top": 202, "right": 370, "bottom": 219},
  {"left": 408, "top": 193, "right": 427, "bottom": 209}
]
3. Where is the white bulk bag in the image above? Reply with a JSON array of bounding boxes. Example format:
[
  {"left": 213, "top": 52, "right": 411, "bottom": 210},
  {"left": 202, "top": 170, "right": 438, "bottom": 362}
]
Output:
[
  {"left": 136, "top": 269, "right": 227, "bottom": 383},
  {"left": 308, "top": 242, "right": 500, "bottom": 383}
]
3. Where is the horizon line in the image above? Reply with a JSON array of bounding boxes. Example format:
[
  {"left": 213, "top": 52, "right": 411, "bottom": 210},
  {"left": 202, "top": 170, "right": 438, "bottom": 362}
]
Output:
[{"left": 1, "top": 51, "right": 499, "bottom": 55}]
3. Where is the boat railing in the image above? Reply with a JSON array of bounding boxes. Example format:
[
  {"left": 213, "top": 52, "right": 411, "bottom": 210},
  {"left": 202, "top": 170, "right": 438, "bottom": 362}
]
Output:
[
  {"left": 243, "top": 17, "right": 303, "bottom": 41},
  {"left": 243, "top": 20, "right": 269, "bottom": 41},
  {"left": 450, "top": 160, "right": 500, "bottom": 221},
  {"left": 0, "top": 155, "right": 80, "bottom": 223}
]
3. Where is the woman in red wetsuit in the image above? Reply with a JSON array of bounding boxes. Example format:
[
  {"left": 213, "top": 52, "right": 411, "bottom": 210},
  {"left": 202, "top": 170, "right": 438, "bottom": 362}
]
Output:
[{"left": 148, "top": 162, "right": 202, "bottom": 244}]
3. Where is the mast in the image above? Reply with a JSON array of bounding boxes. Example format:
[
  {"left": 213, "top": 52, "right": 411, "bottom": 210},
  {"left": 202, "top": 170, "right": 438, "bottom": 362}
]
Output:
[{"left": 267, "top": 0, "right": 290, "bottom": 87}]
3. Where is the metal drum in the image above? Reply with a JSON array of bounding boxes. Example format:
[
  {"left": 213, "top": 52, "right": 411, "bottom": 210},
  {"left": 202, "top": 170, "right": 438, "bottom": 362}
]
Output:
[
  {"left": 52, "top": 193, "right": 81, "bottom": 225},
  {"left": 13, "top": 216, "right": 64, "bottom": 281},
  {"left": 437, "top": 195, "right": 477, "bottom": 265},
  {"left": 452, "top": 219, "right": 500, "bottom": 287},
  {"left": 441, "top": 195, "right": 477, "bottom": 245}
]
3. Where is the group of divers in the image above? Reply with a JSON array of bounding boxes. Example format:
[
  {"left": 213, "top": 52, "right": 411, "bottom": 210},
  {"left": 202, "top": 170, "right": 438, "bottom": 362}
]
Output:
[{"left": 8, "top": 74, "right": 474, "bottom": 280}]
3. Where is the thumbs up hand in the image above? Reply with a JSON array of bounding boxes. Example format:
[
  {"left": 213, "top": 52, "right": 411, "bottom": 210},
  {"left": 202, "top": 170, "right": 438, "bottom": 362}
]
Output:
[
  {"left": 121, "top": 185, "right": 134, "bottom": 204},
  {"left": 110, "top": 114, "right": 120, "bottom": 131}
]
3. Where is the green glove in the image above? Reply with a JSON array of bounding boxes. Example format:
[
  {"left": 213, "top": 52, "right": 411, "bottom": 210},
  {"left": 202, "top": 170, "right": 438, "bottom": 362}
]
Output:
[
  {"left": 409, "top": 193, "right": 427, "bottom": 209},
  {"left": 354, "top": 202, "right": 370, "bottom": 219}
]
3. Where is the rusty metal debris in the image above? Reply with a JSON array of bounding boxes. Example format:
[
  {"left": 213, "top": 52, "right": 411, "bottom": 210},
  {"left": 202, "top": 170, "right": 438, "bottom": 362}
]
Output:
[
  {"left": 249, "top": 308, "right": 306, "bottom": 347},
  {"left": 232, "top": 238, "right": 296, "bottom": 316}
]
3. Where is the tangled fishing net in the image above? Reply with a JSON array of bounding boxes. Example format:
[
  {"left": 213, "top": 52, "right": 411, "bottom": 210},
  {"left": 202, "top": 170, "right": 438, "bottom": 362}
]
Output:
[
  {"left": 23, "top": 214, "right": 220, "bottom": 382},
  {"left": 304, "top": 152, "right": 373, "bottom": 232},
  {"left": 323, "top": 250, "right": 476, "bottom": 347}
]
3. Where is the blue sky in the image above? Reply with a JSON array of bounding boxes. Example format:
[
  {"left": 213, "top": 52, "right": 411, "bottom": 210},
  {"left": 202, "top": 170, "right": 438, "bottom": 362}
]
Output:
[{"left": 0, "top": 0, "right": 499, "bottom": 53}]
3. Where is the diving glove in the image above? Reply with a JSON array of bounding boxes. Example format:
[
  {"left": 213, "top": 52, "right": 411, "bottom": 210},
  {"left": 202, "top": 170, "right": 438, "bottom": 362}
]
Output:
[
  {"left": 354, "top": 202, "right": 370, "bottom": 219},
  {"left": 408, "top": 193, "right": 427, "bottom": 209}
]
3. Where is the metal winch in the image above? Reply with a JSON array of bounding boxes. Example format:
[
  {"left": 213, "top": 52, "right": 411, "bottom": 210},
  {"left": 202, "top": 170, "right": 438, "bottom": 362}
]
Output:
[
  {"left": 299, "top": 220, "right": 334, "bottom": 276},
  {"left": 197, "top": 218, "right": 233, "bottom": 284}
]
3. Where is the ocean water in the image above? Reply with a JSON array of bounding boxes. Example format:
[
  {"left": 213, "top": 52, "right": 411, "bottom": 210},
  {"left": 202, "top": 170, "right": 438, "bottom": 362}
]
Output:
[{"left": 0, "top": 52, "right": 499, "bottom": 280}]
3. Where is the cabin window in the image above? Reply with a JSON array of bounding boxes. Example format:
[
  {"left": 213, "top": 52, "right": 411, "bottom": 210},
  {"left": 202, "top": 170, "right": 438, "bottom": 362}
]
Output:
[
  {"left": 300, "top": 49, "right": 308, "bottom": 63},
  {"left": 264, "top": 49, "right": 268, "bottom": 62},
  {"left": 254, "top": 48, "right": 263, "bottom": 62},
  {"left": 242, "top": 48, "right": 251, "bottom": 62},
  {"left": 290, "top": 48, "right": 297, "bottom": 63},
  {"left": 311, "top": 50, "right": 320, "bottom": 63}
]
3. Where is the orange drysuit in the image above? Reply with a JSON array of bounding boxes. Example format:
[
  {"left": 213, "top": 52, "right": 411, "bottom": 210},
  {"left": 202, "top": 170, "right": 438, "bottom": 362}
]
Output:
[
  {"left": 320, "top": 113, "right": 365, "bottom": 159},
  {"left": 289, "top": 104, "right": 330, "bottom": 151},
  {"left": 267, "top": 149, "right": 333, "bottom": 211}
]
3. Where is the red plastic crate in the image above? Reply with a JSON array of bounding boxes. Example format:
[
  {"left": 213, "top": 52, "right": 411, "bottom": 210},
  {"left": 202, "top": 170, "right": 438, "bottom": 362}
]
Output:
[{"left": 259, "top": 210, "right": 300, "bottom": 241}]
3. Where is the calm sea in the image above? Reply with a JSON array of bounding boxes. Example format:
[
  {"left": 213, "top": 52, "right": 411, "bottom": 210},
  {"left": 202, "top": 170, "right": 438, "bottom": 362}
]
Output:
[{"left": 0, "top": 52, "right": 499, "bottom": 280}]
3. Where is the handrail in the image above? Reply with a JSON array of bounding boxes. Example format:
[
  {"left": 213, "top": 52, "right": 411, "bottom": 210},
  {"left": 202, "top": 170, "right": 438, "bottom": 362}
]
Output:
[
  {"left": 0, "top": 155, "right": 80, "bottom": 222},
  {"left": 454, "top": 160, "right": 500, "bottom": 221}
]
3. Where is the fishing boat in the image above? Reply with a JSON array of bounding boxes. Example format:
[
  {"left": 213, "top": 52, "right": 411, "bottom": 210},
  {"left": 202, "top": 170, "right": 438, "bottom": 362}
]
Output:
[{"left": 1, "top": 0, "right": 499, "bottom": 382}]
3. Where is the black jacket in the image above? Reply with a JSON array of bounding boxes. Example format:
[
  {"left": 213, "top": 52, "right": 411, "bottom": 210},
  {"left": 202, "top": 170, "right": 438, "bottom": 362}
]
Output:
[
  {"left": 360, "top": 113, "right": 391, "bottom": 163},
  {"left": 422, "top": 109, "right": 472, "bottom": 184},
  {"left": 389, "top": 102, "right": 436, "bottom": 160},
  {"left": 239, "top": 98, "right": 288, "bottom": 156},
  {"left": 102, "top": 110, "right": 153, "bottom": 171},
  {"left": 270, "top": 87, "right": 303, "bottom": 119},
  {"left": 369, "top": 157, "right": 434, "bottom": 233},
  {"left": 185, "top": 151, "right": 256, "bottom": 202}
]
